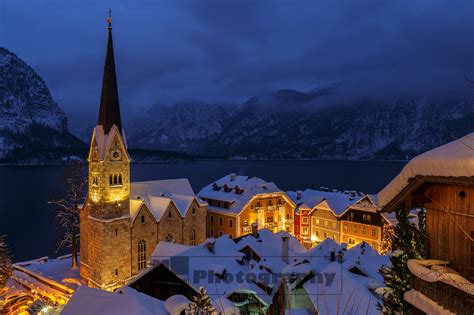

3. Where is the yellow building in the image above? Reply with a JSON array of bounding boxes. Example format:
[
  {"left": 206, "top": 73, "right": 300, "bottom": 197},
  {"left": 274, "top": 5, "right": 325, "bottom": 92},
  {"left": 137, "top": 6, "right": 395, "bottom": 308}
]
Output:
[
  {"left": 198, "top": 174, "right": 296, "bottom": 238},
  {"left": 288, "top": 189, "right": 387, "bottom": 251}
]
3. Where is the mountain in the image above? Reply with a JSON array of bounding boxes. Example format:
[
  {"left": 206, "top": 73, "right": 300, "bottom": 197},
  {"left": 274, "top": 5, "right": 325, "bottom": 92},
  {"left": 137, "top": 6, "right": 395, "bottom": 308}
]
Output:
[
  {"left": 127, "top": 88, "right": 474, "bottom": 160},
  {"left": 126, "top": 101, "right": 239, "bottom": 153},
  {"left": 0, "top": 48, "right": 86, "bottom": 162}
]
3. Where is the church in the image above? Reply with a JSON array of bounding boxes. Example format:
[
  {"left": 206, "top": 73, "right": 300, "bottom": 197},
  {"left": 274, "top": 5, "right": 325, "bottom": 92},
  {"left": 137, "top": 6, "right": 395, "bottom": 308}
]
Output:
[{"left": 79, "top": 16, "right": 207, "bottom": 291}]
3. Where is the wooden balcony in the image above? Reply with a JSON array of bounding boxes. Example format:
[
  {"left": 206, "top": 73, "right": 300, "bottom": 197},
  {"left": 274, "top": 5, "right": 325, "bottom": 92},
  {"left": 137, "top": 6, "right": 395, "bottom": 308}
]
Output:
[{"left": 410, "top": 271, "right": 474, "bottom": 314}]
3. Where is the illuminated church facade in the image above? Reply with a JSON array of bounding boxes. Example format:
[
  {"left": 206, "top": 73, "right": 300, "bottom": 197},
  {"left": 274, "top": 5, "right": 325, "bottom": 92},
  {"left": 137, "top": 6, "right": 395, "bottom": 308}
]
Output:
[{"left": 80, "top": 17, "right": 207, "bottom": 290}]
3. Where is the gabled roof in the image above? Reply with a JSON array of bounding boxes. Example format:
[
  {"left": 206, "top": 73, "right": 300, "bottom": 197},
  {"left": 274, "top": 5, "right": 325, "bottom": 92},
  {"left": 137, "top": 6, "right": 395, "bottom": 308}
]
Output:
[
  {"left": 130, "top": 179, "right": 206, "bottom": 222},
  {"left": 287, "top": 189, "right": 376, "bottom": 217},
  {"left": 378, "top": 132, "right": 474, "bottom": 209},
  {"left": 198, "top": 174, "right": 287, "bottom": 214},
  {"left": 89, "top": 125, "right": 129, "bottom": 161}
]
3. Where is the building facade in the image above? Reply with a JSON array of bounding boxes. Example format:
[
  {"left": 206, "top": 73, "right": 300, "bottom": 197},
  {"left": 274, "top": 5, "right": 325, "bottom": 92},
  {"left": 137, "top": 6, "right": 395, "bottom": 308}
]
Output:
[
  {"left": 288, "top": 189, "right": 387, "bottom": 251},
  {"left": 198, "top": 174, "right": 296, "bottom": 238},
  {"left": 80, "top": 18, "right": 206, "bottom": 291}
]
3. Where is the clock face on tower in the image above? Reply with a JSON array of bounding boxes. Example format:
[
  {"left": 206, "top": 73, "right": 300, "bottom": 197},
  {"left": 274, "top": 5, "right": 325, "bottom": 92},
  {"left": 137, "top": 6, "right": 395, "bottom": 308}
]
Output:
[{"left": 112, "top": 151, "right": 121, "bottom": 160}]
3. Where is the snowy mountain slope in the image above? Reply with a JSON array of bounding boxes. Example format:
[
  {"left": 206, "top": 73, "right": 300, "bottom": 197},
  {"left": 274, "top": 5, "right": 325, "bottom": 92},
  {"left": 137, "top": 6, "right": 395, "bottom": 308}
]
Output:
[
  {"left": 126, "top": 101, "right": 239, "bottom": 153},
  {"left": 125, "top": 87, "right": 473, "bottom": 160},
  {"left": 0, "top": 48, "right": 85, "bottom": 161}
]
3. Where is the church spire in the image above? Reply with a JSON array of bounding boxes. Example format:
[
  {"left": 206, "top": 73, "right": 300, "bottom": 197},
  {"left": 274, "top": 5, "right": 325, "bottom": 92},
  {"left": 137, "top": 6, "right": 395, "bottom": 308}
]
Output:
[{"left": 98, "top": 9, "right": 122, "bottom": 135}]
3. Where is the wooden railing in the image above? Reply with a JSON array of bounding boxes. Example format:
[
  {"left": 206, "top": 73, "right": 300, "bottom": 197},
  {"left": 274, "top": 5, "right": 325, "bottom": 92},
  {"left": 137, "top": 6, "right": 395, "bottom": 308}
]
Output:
[{"left": 411, "top": 274, "right": 474, "bottom": 315}]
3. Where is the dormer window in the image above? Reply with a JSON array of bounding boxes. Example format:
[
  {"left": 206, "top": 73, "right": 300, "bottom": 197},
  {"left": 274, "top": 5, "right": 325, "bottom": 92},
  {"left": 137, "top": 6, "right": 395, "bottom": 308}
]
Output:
[
  {"left": 212, "top": 183, "right": 220, "bottom": 191},
  {"left": 223, "top": 184, "right": 232, "bottom": 193}
]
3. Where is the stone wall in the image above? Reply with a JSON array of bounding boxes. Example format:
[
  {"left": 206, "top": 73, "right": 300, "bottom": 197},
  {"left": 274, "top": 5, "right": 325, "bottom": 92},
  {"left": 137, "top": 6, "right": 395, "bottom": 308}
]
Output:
[{"left": 131, "top": 205, "right": 158, "bottom": 275}]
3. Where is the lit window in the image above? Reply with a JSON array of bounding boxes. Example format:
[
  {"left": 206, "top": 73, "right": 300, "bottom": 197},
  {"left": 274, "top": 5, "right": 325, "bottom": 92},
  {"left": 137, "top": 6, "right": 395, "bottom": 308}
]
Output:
[
  {"left": 344, "top": 224, "right": 348, "bottom": 232},
  {"left": 348, "top": 238, "right": 355, "bottom": 245},
  {"left": 362, "top": 227, "right": 366, "bottom": 235},
  {"left": 367, "top": 215, "right": 371, "bottom": 222},
  {"left": 302, "top": 217, "right": 309, "bottom": 224},
  {"left": 316, "top": 219, "right": 320, "bottom": 224},
  {"left": 371, "top": 229, "right": 377, "bottom": 237},
  {"left": 302, "top": 227, "right": 308, "bottom": 235},
  {"left": 353, "top": 226, "right": 358, "bottom": 233},
  {"left": 332, "top": 222, "right": 336, "bottom": 228},
  {"left": 138, "top": 240, "right": 147, "bottom": 271},
  {"left": 190, "top": 229, "right": 196, "bottom": 246},
  {"left": 324, "top": 220, "right": 328, "bottom": 226}
]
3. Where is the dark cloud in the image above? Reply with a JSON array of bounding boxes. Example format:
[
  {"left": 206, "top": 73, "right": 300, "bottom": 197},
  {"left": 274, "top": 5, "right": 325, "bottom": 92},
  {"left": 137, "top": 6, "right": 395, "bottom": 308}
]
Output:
[{"left": 1, "top": 0, "right": 473, "bottom": 125}]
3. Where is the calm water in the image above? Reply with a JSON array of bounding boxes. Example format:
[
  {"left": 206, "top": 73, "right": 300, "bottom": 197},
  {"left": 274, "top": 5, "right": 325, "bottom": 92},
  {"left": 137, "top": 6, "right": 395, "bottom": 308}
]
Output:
[{"left": 0, "top": 160, "right": 405, "bottom": 261}]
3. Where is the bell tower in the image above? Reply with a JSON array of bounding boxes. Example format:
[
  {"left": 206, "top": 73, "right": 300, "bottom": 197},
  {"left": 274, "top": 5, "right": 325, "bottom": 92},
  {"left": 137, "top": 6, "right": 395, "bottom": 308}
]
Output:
[{"left": 80, "top": 12, "right": 132, "bottom": 290}]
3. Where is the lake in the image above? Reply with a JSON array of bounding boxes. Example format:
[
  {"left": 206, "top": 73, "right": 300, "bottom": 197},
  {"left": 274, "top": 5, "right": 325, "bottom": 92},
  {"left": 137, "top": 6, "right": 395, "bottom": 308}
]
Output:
[{"left": 0, "top": 160, "right": 405, "bottom": 262}]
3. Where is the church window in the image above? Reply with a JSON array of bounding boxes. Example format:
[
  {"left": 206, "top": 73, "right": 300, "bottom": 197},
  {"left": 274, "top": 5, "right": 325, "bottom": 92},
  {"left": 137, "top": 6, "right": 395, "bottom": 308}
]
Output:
[
  {"left": 168, "top": 211, "right": 172, "bottom": 219},
  {"left": 113, "top": 174, "right": 118, "bottom": 185},
  {"left": 118, "top": 174, "right": 123, "bottom": 184},
  {"left": 190, "top": 229, "right": 196, "bottom": 246},
  {"left": 109, "top": 175, "right": 113, "bottom": 185},
  {"left": 92, "top": 176, "right": 99, "bottom": 186},
  {"left": 138, "top": 240, "right": 147, "bottom": 271},
  {"left": 141, "top": 215, "right": 145, "bottom": 224},
  {"left": 165, "top": 233, "right": 175, "bottom": 243}
]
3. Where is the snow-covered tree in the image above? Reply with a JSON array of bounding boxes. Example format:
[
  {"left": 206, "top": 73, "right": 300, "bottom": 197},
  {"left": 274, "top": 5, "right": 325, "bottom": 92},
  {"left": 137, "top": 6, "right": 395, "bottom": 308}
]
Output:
[
  {"left": 380, "top": 220, "right": 394, "bottom": 255},
  {"left": 48, "top": 163, "right": 87, "bottom": 268},
  {"left": 188, "top": 287, "right": 215, "bottom": 314},
  {"left": 378, "top": 208, "right": 426, "bottom": 314},
  {"left": 0, "top": 235, "right": 12, "bottom": 289}
]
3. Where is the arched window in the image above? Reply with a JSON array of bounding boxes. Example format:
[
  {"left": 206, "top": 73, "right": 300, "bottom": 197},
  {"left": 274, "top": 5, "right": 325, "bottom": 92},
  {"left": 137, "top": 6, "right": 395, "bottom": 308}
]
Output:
[
  {"left": 113, "top": 174, "right": 118, "bottom": 185},
  {"left": 190, "top": 230, "right": 196, "bottom": 246},
  {"left": 118, "top": 174, "right": 123, "bottom": 184},
  {"left": 165, "top": 233, "right": 175, "bottom": 243},
  {"left": 109, "top": 175, "right": 113, "bottom": 185},
  {"left": 138, "top": 240, "right": 147, "bottom": 271}
]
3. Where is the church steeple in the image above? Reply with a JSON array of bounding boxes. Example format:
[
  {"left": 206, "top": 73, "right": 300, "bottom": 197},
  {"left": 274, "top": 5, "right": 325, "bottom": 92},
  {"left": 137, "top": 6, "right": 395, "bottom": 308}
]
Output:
[{"left": 98, "top": 10, "right": 122, "bottom": 135}]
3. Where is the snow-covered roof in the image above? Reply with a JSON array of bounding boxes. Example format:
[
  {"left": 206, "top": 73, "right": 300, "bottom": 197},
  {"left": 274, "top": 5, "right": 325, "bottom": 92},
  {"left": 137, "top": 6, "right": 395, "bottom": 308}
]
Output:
[
  {"left": 130, "top": 179, "right": 206, "bottom": 222},
  {"left": 62, "top": 286, "right": 167, "bottom": 315},
  {"left": 378, "top": 132, "right": 474, "bottom": 208},
  {"left": 287, "top": 189, "right": 377, "bottom": 216},
  {"left": 198, "top": 174, "right": 286, "bottom": 214},
  {"left": 149, "top": 230, "right": 388, "bottom": 314}
]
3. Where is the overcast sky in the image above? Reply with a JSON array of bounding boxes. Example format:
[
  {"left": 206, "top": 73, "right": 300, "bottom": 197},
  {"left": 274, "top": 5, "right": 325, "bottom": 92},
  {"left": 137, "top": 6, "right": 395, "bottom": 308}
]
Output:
[{"left": 1, "top": 0, "right": 473, "bottom": 125}]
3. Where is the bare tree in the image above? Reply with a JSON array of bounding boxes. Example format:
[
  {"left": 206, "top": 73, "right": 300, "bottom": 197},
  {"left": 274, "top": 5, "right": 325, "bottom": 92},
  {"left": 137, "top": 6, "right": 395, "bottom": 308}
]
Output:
[
  {"left": 0, "top": 235, "right": 12, "bottom": 289},
  {"left": 48, "top": 162, "right": 87, "bottom": 268}
]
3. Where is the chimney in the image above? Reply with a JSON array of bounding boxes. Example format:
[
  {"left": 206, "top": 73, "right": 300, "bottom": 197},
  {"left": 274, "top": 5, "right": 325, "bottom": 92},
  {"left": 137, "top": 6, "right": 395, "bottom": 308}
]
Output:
[
  {"left": 330, "top": 249, "right": 336, "bottom": 262},
  {"left": 206, "top": 240, "right": 215, "bottom": 254},
  {"left": 336, "top": 250, "right": 344, "bottom": 264},
  {"left": 296, "top": 191, "right": 302, "bottom": 200},
  {"left": 230, "top": 173, "right": 237, "bottom": 181},
  {"left": 281, "top": 236, "right": 289, "bottom": 263},
  {"left": 251, "top": 222, "right": 258, "bottom": 238}
]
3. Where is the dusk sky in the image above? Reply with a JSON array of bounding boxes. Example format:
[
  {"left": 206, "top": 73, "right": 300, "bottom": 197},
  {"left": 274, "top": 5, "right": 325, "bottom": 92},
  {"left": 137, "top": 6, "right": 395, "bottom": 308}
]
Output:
[{"left": 1, "top": 0, "right": 473, "bottom": 126}]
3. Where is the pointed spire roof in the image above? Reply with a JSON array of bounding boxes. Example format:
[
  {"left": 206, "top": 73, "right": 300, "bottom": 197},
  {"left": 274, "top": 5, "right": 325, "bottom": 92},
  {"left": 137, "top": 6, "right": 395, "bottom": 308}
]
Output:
[{"left": 98, "top": 13, "right": 122, "bottom": 135}]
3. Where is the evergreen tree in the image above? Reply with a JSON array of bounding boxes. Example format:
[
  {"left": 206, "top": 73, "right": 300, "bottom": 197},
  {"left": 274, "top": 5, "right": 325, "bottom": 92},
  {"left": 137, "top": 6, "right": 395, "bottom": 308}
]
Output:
[
  {"left": 380, "top": 220, "right": 394, "bottom": 255},
  {"left": 188, "top": 287, "right": 215, "bottom": 314},
  {"left": 378, "top": 208, "right": 422, "bottom": 314},
  {"left": 0, "top": 235, "right": 12, "bottom": 289}
]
